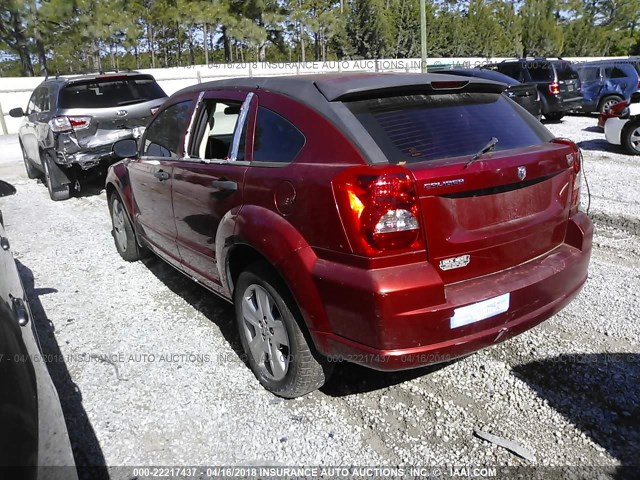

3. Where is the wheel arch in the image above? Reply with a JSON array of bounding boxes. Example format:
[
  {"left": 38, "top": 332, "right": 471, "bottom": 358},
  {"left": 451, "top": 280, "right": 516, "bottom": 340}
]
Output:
[{"left": 221, "top": 205, "right": 331, "bottom": 336}]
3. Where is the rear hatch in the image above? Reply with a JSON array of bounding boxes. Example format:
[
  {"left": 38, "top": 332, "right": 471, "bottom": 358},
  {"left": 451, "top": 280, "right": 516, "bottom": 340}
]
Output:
[
  {"left": 57, "top": 74, "right": 167, "bottom": 148},
  {"left": 344, "top": 89, "right": 576, "bottom": 283},
  {"left": 553, "top": 61, "right": 582, "bottom": 102}
]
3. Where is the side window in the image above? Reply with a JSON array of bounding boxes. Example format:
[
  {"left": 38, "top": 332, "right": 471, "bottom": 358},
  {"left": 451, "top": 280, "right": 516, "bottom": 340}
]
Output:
[
  {"left": 253, "top": 107, "right": 305, "bottom": 163},
  {"left": 36, "top": 87, "right": 50, "bottom": 112},
  {"left": 580, "top": 67, "right": 600, "bottom": 82},
  {"left": 194, "top": 100, "right": 242, "bottom": 160},
  {"left": 605, "top": 66, "right": 627, "bottom": 79},
  {"left": 527, "top": 63, "right": 553, "bottom": 81},
  {"left": 496, "top": 64, "right": 520, "bottom": 81},
  {"left": 26, "top": 90, "right": 38, "bottom": 114},
  {"left": 143, "top": 100, "right": 192, "bottom": 158}
]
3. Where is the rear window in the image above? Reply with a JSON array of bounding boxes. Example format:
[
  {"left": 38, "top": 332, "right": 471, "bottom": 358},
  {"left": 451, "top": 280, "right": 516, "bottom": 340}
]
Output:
[
  {"left": 345, "top": 93, "right": 552, "bottom": 164},
  {"left": 527, "top": 62, "right": 554, "bottom": 81},
  {"left": 59, "top": 75, "right": 166, "bottom": 109},
  {"left": 555, "top": 62, "right": 580, "bottom": 81}
]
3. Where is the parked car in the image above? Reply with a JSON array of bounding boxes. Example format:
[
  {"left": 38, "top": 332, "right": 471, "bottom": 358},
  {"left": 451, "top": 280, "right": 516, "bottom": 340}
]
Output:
[
  {"left": 9, "top": 71, "right": 167, "bottom": 201},
  {"left": 106, "top": 73, "right": 592, "bottom": 398},
  {"left": 604, "top": 92, "right": 640, "bottom": 154},
  {"left": 577, "top": 60, "right": 640, "bottom": 114},
  {"left": 439, "top": 68, "right": 541, "bottom": 119},
  {"left": 481, "top": 58, "right": 583, "bottom": 121},
  {"left": 0, "top": 180, "right": 77, "bottom": 477}
]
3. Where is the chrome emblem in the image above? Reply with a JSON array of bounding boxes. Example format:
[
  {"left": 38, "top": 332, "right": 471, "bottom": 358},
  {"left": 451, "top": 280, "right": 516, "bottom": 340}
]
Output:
[
  {"left": 517, "top": 166, "right": 527, "bottom": 181},
  {"left": 116, "top": 110, "right": 128, "bottom": 117},
  {"left": 439, "top": 255, "right": 470, "bottom": 271},
  {"left": 566, "top": 153, "right": 575, "bottom": 166}
]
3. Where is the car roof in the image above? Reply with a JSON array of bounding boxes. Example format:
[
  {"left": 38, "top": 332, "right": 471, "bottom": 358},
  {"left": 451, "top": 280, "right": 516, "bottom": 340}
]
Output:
[
  {"left": 438, "top": 68, "right": 520, "bottom": 86},
  {"left": 44, "top": 71, "right": 153, "bottom": 85},
  {"left": 177, "top": 72, "right": 504, "bottom": 104},
  {"left": 173, "top": 73, "right": 507, "bottom": 165}
]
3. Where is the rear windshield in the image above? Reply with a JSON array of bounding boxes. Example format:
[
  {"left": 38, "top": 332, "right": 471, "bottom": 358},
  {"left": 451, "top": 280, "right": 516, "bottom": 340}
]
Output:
[
  {"left": 555, "top": 62, "right": 580, "bottom": 81},
  {"left": 345, "top": 93, "right": 552, "bottom": 164},
  {"left": 59, "top": 75, "right": 166, "bottom": 109}
]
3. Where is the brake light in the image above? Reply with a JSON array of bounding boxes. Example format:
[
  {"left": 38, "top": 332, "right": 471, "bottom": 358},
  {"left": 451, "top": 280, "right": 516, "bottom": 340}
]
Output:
[
  {"left": 553, "top": 138, "right": 582, "bottom": 214},
  {"left": 49, "top": 116, "right": 91, "bottom": 132},
  {"left": 333, "top": 167, "right": 423, "bottom": 256},
  {"left": 549, "top": 82, "right": 560, "bottom": 95},
  {"left": 68, "top": 116, "right": 91, "bottom": 129}
]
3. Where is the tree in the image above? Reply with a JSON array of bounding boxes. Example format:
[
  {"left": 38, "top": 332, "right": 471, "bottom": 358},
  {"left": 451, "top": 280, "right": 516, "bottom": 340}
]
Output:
[
  {"left": 520, "top": 0, "right": 564, "bottom": 57},
  {"left": 347, "top": 0, "right": 393, "bottom": 58}
]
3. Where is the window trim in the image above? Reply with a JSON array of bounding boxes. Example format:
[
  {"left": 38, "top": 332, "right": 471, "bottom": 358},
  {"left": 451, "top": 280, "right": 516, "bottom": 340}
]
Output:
[{"left": 182, "top": 89, "right": 255, "bottom": 166}]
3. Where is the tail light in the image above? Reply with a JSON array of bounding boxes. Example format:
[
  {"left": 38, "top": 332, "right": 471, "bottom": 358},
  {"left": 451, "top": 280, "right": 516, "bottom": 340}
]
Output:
[
  {"left": 553, "top": 138, "right": 582, "bottom": 214},
  {"left": 49, "top": 116, "right": 91, "bottom": 132},
  {"left": 549, "top": 82, "right": 560, "bottom": 95},
  {"left": 333, "top": 167, "right": 423, "bottom": 256}
]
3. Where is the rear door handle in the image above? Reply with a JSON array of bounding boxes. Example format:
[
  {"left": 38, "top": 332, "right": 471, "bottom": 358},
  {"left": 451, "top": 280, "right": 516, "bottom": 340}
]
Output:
[
  {"left": 154, "top": 170, "right": 170, "bottom": 181},
  {"left": 10, "top": 295, "right": 29, "bottom": 326},
  {"left": 0, "top": 236, "right": 9, "bottom": 251},
  {"left": 211, "top": 180, "right": 237, "bottom": 191}
]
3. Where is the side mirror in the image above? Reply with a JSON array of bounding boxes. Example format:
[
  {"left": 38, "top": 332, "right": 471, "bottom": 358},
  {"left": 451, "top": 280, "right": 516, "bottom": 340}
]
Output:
[
  {"left": 9, "top": 108, "right": 25, "bottom": 118},
  {"left": 0, "top": 180, "right": 17, "bottom": 197},
  {"left": 113, "top": 138, "right": 139, "bottom": 159}
]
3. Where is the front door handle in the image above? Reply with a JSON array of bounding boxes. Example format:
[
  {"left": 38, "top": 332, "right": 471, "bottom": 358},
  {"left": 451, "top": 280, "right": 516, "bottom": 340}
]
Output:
[
  {"left": 211, "top": 180, "right": 238, "bottom": 191},
  {"left": 0, "top": 236, "right": 9, "bottom": 251},
  {"left": 10, "top": 295, "right": 29, "bottom": 326},
  {"left": 154, "top": 170, "right": 170, "bottom": 181}
]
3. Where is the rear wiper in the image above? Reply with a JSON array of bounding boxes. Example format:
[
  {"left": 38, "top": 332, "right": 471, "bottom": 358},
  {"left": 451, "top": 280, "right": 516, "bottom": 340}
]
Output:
[{"left": 464, "top": 137, "right": 498, "bottom": 169}]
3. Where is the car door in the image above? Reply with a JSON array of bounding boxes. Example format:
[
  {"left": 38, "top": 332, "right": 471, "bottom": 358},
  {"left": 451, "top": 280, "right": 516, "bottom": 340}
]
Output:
[
  {"left": 579, "top": 66, "right": 603, "bottom": 110},
  {"left": 172, "top": 90, "right": 255, "bottom": 292},
  {"left": 128, "top": 97, "right": 194, "bottom": 267},
  {"left": 20, "top": 87, "right": 45, "bottom": 165},
  {"left": 0, "top": 208, "right": 38, "bottom": 473}
]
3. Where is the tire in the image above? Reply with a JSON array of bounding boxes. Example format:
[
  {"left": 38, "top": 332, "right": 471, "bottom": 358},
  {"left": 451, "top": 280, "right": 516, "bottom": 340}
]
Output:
[
  {"left": 599, "top": 95, "right": 623, "bottom": 114},
  {"left": 234, "top": 262, "right": 330, "bottom": 398},
  {"left": 544, "top": 112, "right": 564, "bottom": 121},
  {"left": 20, "top": 143, "right": 38, "bottom": 179},
  {"left": 622, "top": 119, "right": 640, "bottom": 155},
  {"left": 42, "top": 153, "right": 70, "bottom": 201},
  {"left": 109, "top": 193, "right": 146, "bottom": 261}
]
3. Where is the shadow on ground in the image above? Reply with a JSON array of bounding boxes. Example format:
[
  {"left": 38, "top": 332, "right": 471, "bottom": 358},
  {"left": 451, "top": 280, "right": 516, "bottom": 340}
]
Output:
[
  {"left": 513, "top": 353, "right": 640, "bottom": 476},
  {"left": 321, "top": 360, "right": 455, "bottom": 396},
  {"left": 141, "top": 255, "right": 461, "bottom": 396},
  {"left": 17, "top": 261, "right": 108, "bottom": 480},
  {"left": 141, "top": 255, "right": 242, "bottom": 358}
]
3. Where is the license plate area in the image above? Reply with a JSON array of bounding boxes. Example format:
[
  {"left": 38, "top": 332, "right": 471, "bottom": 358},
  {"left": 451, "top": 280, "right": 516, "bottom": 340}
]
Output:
[{"left": 450, "top": 293, "right": 510, "bottom": 329}]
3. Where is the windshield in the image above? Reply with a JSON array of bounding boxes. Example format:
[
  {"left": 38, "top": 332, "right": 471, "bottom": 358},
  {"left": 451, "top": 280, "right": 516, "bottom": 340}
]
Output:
[
  {"left": 555, "top": 62, "right": 580, "bottom": 81},
  {"left": 59, "top": 75, "right": 166, "bottom": 109},
  {"left": 345, "top": 93, "right": 552, "bottom": 164}
]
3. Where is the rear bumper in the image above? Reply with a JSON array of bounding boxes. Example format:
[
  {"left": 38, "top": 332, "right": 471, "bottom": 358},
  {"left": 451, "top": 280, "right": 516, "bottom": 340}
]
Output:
[
  {"left": 310, "top": 212, "right": 592, "bottom": 370},
  {"left": 544, "top": 94, "right": 583, "bottom": 114},
  {"left": 55, "top": 129, "right": 135, "bottom": 169}
]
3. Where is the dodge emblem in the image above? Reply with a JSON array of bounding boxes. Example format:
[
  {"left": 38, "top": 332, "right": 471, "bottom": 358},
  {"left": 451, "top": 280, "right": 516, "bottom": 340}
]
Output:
[{"left": 517, "top": 166, "right": 527, "bottom": 181}]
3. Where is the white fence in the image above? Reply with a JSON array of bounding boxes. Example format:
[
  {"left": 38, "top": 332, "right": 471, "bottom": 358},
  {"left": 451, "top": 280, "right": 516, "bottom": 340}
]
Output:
[{"left": 0, "top": 56, "right": 628, "bottom": 135}]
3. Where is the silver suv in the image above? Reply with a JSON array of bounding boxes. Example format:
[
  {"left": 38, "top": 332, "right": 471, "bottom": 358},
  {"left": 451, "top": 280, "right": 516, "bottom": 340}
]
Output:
[{"left": 10, "top": 71, "right": 167, "bottom": 200}]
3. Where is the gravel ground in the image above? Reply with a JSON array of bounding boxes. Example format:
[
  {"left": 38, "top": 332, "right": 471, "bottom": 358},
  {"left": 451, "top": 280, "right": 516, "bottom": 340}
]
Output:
[{"left": 0, "top": 114, "right": 638, "bottom": 477}]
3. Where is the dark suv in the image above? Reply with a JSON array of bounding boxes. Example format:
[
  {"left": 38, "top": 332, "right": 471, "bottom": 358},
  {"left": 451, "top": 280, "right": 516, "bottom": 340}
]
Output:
[
  {"left": 577, "top": 60, "right": 640, "bottom": 113},
  {"left": 482, "top": 58, "right": 583, "bottom": 121},
  {"left": 9, "top": 71, "right": 167, "bottom": 201},
  {"left": 106, "top": 73, "right": 592, "bottom": 398}
]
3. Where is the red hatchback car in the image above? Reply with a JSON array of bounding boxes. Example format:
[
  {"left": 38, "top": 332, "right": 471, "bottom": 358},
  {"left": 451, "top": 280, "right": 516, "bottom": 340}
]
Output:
[{"left": 106, "top": 73, "right": 592, "bottom": 398}]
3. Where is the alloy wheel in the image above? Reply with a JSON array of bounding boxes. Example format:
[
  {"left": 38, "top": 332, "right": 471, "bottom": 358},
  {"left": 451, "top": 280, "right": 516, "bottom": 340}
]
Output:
[
  {"left": 240, "top": 284, "right": 290, "bottom": 381},
  {"left": 111, "top": 199, "right": 128, "bottom": 252}
]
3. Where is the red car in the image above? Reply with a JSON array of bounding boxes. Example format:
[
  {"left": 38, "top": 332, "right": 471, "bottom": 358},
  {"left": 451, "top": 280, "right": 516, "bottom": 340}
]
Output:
[
  {"left": 597, "top": 98, "right": 630, "bottom": 129},
  {"left": 106, "top": 73, "right": 592, "bottom": 398}
]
